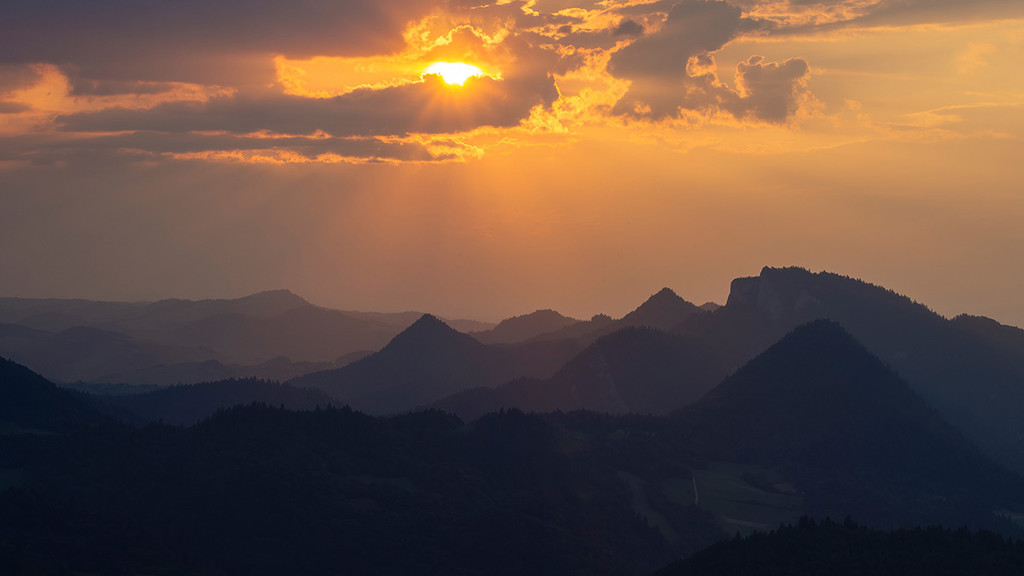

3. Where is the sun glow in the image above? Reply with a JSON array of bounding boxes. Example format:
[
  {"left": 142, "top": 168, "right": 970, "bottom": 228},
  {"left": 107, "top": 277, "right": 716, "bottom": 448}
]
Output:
[{"left": 423, "top": 62, "right": 485, "bottom": 86}]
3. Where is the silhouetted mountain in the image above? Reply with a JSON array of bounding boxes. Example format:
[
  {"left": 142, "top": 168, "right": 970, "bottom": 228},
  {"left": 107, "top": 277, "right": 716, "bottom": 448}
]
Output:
[
  {"left": 0, "top": 357, "right": 104, "bottom": 433},
  {"left": 435, "top": 327, "right": 729, "bottom": 420},
  {"left": 678, "top": 267, "right": 1024, "bottom": 474},
  {"left": 519, "top": 288, "right": 703, "bottom": 349},
  {"left": 674, "top": 320, "right": 1024, "bottom": 527},
  {"left": 4, "top": 324, "right": 1024, "bottom": 575},
  {"left": 0, "top": 325, "right": 215, "bottom": 383},
  {"left": 473, "top": 309, "right": 581, "bottom": 344},
  {"left": 339, "top": 309, "right": 495, "bottom": 333},
  {"left": 951, "top": 314, "right": 1024, "bottom": 363},
  {"left": 620, "top": 288, "right": 701, "bottom": 332},
  {"left": 100, "top": 378, "right": 335, "bottom": 426},
  {"left": 289, "top": 315, "right": 538, "bottom": 414},
  {"left": 654, "top": 517, "right": 1024, "bottom": 576},
  {"left": 0, "top": 297, "right": 143, "bottom": 332},
  {"left": 154, "top": 304, "right": 398, "bottom": 364},
  {"left": 524, "top": 312, "right": 617, "bottom": 343},
  {"left": 0, "top": 293, "right": 499, "bottom": 386},
  {"left": 103, "top": 289, "right": 311, "bottom": 335}
]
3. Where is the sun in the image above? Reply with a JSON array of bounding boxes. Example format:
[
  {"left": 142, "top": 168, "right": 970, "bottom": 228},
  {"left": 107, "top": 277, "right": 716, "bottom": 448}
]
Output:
[{"left": 423, "top": 62, "right": 485, "bottom": 86}]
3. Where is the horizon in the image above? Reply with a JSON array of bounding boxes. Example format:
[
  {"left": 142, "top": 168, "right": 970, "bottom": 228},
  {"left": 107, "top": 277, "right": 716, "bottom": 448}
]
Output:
[
  {"left": 2, "top": 1, "right": 1022, "bottom": 329},
  {"left": 2, "top": 264, "right": 1021, "bottom": 331}
]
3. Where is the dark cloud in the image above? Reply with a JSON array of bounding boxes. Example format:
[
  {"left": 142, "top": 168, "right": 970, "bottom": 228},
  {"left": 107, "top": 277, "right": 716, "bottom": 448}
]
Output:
[
  {"left": 67, "top": 79, "right": 214, "bottom": 97},
  {"left": 611, "top": 1, "right": 743, "bottom": 82},
  {"left": 0, "top": 130, "right": 468, "bottom": 165},
  {"left": 613, "top": 20, "right": 646, "bottom": 37},
  {"left": 0, "top": 64, "right": 43, "bottom": 94},
  {"left": 0, "top": 0, "right": 440, "bottom": 84},
  {"left": 0, "top": 101, "right": 30, "bottom": 114},
  {"left": 726, "top": 56, "right": 810, "bottom": 123},
  {"left": 58, "top": 72, "right": 557, "bottom": 137},
  {"left": 607, "top": 1, "right": 811, "bottom": 123},
  {"left": 609, "top": 0, "right": 743, "bottom": 119}
]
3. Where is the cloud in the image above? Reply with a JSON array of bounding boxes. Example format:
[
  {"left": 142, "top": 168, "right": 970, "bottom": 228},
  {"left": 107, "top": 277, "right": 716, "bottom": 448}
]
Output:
[
  {"left": 734, "top": 0, "right": 1024, "bottom": 33},
  {"left": 59, "top": 72, "right": 557, "bottom": 137},
  {"left": 607, "top": 0, "right": 812, "bottom": 123},
  {"left": 0, "top": 129, "right": 486, "bottom": 166},
  {"left": 0, "top": 0, "right": 441, "bottom": 85},
  {"left": 728, "top": 56, "right": 812, "bottom": 122}
]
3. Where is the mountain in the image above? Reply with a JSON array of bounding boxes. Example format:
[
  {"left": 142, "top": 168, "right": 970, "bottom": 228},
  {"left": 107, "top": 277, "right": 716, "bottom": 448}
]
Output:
[
  {"left": 654, "top": 517, "right": 1024, "bottom": 576},
  {"left": 0, "top": 292, "right": 500, "bottom": 386},
  {"left": 677, "top": 266, "right": 1024, "bottom": 474},
  {"left": 289, "top": 315, "right": 535, "bottom": 414},
  {"left": 473, "top": 309, "right": 581, "bottom": 344},
  {"left": 620, "top": 288, "right": 701, "bottom": 331},
  {"left": 0, "top": 290, "right": 309, "bottom": 335},
  {"left": 673, "top": 320, "right": 1024, "bottom": 527},
  {"left": 338, "top": 309, "right": 495, "bottom": 333},
  {"left": 153, "top": 305, "right": 398, "bottom": 364},
  {"left": 0, "top": 324, "right": 215, "bottom": 383},
  {"left": 100, "top": 378, "right": 335, "bottom": 426},
  {"left": 0, "top": 297, "right": 144, "bottom": 333},
  {"left": 0, "top": 357, "right": 104, "bottom": 433},
  {"left": 3, "top": 321, "right": 1024, "bottom": 575},
  {"left": 100, "top": 289, "right": 311, "bottom": 335},
  {"left": 434, "top": 327, "right": 730, "bottom": 420},
  {"left": 520, "top": 288, "right": 703, "bottom": 347}
]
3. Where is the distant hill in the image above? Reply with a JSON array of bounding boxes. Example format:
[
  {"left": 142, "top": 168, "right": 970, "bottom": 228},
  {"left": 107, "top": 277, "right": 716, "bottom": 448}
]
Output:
[
  {"left": 0, "top": 324, "right": 215, "bottom": 383},
  {"left": 339, "top": 309, "right": 495, "bottom": 333},
  {"left": 100, "top": 378, "right": 335, "bottom": 426},
  {"left": 673, "top": 320, "right": 1024, "bottom": 527},
  {"left": 654, "top": 517, "right": 1024, "bottom": 576},
  {"left": 677, "top": 266, "right": 1024, "bottom": 474},
  {"left": 0, "top": 293, "right": 496, "bottom": 386},
  {"left": 620, "top": 288, "right": 701, "bottom": 331},
  {"left": 152, "top": 305, "right": 398, "bottom": 364},
  {"left": 522, "top": 288, "right": 704, "bottom": 346},
  {"left": 435, "top": 327, "right": 729, "bottom": 420},
  {"left": 473, "top": 309, "right": 581, "bottom": 344},
  {"left": 290, "top": 315, "right": 540, "bottom": 414}
]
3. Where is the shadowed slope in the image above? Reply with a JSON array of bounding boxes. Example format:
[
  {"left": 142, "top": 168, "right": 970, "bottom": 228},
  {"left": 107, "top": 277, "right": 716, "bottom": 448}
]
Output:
[
  {"left": 674, "top": 320, "right": 1024, "bottom": 526},
  {"left": 289, "top": 315, "right": 528, "bottom": 414},
  {"left": 434, "top": 327, "right": 729, "bottom": 420},
  {"left": 0, "top": 357, "right": 105, "bottom": 433},
  {"left": 100, "top": 378, "right": 335, "bottom": 426},
  {"left": 678, "top": 266, "right": 1024, "bottom": 474},
  {"left": 473, "top": 309, "right": 581, "bottom": 344}
]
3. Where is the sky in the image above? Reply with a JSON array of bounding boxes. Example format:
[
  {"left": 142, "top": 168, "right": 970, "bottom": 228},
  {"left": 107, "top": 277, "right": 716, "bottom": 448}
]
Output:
[{"left": 1, "top": 0, "right": 1023, "bottom": 326}]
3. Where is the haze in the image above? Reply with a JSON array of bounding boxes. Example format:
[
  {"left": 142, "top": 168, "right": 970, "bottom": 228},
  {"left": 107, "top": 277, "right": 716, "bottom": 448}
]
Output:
[{"left": 1, "top": 0, "right": 1022, "bottom": 327}]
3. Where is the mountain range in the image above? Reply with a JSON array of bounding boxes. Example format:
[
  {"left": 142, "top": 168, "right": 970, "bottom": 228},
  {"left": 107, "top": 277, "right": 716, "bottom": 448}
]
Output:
[
  {"left": 2, "top": 314, "right": 1023, "bottom": 574},
  {"left": 4, "top": 266, "right": 1024, "bottom": 573},
  {"left": 0, "top": 290, "right": 494, "bottom": 386}
]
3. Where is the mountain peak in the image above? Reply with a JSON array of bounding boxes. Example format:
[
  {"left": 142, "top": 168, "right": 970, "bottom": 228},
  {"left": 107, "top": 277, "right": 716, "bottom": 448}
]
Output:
[
  {"left": 235, "top": 289, "right": 309, "bottom": 309},
  {"left": 707, "top": 319, "right": 884, "bottom": 397},
  {"left": 689, "top": 319, "right": 933, "bottom": 448},
  {"left": 383, "top": 314, "right": 463, "bottom": 351},
  {"left": 621, "top": 287, "right": 699, "bottom": 330},
  {"left": 475, "top": 309, "right": 580, "bottom": 344}
]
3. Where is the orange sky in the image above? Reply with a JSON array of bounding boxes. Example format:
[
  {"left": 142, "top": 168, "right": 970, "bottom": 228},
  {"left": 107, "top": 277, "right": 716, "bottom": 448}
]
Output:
[{"left": 1, "top": 0, "right": 1023, "bottom": 326}]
